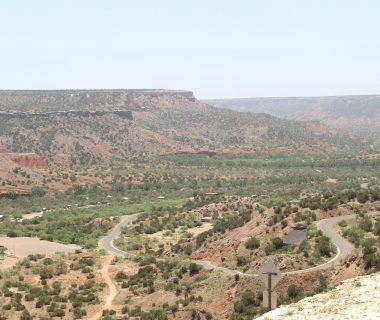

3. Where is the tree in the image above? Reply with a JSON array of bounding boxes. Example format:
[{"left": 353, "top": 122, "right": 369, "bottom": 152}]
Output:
[{"left": 31, "top": 186, "right": 46, "bottom": 197}]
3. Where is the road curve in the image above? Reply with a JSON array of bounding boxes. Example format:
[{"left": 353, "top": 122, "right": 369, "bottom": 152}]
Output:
[
  {"left": 98, "top": 214, "right": 139, "bottom": 257},
  {"left": 99, "top": 212, "right": 379, "bottom": 277}
]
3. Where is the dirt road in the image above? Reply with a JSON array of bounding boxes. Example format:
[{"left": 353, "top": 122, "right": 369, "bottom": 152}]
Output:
[{"left": 85, "top": 255, "right": 117, "bottom": 320}]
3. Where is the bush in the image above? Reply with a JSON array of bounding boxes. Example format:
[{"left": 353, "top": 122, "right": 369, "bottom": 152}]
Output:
[
  {"left": 31, "top": 186, "right": 46, "bottom": 197},
  {"left": 314, "top": 236, "right": 334, "bottom": 257},
  {"left": 189, "top": 263, "right": 202, "bottom": 276},
  {"left": 359, "top": 215, "right": 373, "bottom": 232},
  {"left": 338, "top": 220, "right": 347, "bottom": 228},
  {"left": 271, "top": 237, "right": 283, "bottom": 250},
  {"left": 6, "top": 231, "right": 18, "bottom": 237},
  {"left": 374, "top": 222, "right": 380, "bottom": 236},
  {"left": 20, "top": 310, "right": 32, "bottom": 320},
  {"left": 232, "top": 290, "right": 260, "bottom": 318},
  {"left": 115, "top": 271, "right": 128, "bottom": 281},
  {"left": 363, "top": 239, "right": 380, "bottom": 270},
  {"left": 357, "top": 191, "right": 369, "bottom": 203},
  {"left": 287, "top": 284, "right": 302, "bottom": 298},
  {"left": 343, "top": 225, "right": 363, "bottom": 247},
  {"left": 245, "top": 237, "right": 260, "bottom": 250},
  {"left": 237, "top": 256, "right": 248, "bottom": 267},
  {"left": 5, "top": 191, "right": 17, "bottom": 199},
  {"left": 265, "top": 243, "right": 275, "bottom": 255}
]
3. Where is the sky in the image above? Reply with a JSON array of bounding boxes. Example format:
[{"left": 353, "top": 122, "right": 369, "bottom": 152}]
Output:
[{"left": 1, "top": 1, "right": 379, "bottom": 99}]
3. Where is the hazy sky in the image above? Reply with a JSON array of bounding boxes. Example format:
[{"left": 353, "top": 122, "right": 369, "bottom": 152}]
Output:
[{"left": 1, "top": 1, "right": 379, "bottom": 98}]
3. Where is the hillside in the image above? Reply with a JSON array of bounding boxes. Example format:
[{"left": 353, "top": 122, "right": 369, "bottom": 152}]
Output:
[
  {"left": 205, "top": 95, "right": 380, "bottom": 132},
  {"left": 257, "top": 272, "right": 380, "bottom": 320},
  {"left": 0, "top": 90, "right": 355, "bottom": 167}
]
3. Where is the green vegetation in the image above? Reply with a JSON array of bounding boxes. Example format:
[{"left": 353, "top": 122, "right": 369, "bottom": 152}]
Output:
[
  {"left": 245, "top": 237, "right": 260, "bottom": 250},
  {"left": 230, "top": 290, "right": 263, "bottom": 319},
  {"left": 340, "top": 214, "right": 380, "bottom": 271},
  {"left": 0, "top": 252, "right": 104, "bottom": 319}
]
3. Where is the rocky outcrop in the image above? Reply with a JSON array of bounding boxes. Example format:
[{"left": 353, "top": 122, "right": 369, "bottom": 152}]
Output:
[{"left": 256, "top": 272, "right": 380, "bottom": 320}]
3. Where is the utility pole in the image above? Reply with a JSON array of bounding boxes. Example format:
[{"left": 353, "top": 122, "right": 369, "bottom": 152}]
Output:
[{"left": 262, "top": 271, "right": 278, "bottom": 310}]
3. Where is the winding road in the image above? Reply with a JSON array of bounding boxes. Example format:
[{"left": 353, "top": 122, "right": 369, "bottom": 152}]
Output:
[
  {"left": 99, "top": 212, "right": 379, "bottom": 277},
  {"left": 92, "top": 211, "right": 378, "bottom": 319},
  {"left": 99, "top": 214, "right": 139, "bottom": 257}
]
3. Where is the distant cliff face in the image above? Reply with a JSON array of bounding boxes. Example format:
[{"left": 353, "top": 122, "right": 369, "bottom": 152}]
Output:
[
  {"left": 205, "top": 95, "right": 380, "bottom": 132},
  {"left": 0, "top": 89, "right": 195, "bottom": 112},
  {"left": 0, "top": 90, "right": 359, "bottom": 167}
]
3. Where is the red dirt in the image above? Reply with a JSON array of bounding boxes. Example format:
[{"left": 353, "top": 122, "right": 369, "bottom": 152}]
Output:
[{"left": 1, "top": 152, "right": 47, "bottom": 169}]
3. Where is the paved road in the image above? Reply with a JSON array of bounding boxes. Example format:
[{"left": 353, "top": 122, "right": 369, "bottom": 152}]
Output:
[
  {"left": 99, "top": 212, "right": 379, "bottom": 277},
  {"left": 98, "top": 214, "right": 139, "bottom": 257}
]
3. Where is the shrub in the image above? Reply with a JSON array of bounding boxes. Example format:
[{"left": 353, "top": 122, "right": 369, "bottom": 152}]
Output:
[
  {"left": 31, "top": 186, "right": 46, "bottom": 197},
  {"left": 343, "top": 225, "right": 363, "bottom": 247},
  {"left": 314, "top": 236, "right": 334, "bottom": 257},
  {"left": 374, "top": 222, "right": 380, "bottom": 236},
  {"left": 189, "top": 263, "right": 202, "bottom": 276},
  {"left": 245, "top": 237, "right": 260, "bottom": 250},
  {"left": 359, "top": 215, "right": 373, "bottom": 232},
  {"left": 287, "top": 284, "right": 302, "bottom": 298},
  {"left": 20, "top": 310, "right": 32, "bottom": 320},
  {"left": 265, "top": 243, "right": 275, "bottom": 255},
  {"left": 5, "top": 191, "right": 17, "bottom": 199},
  {"left": 237, "top": 256, "right": 248, "bottom": 267},
  {"left": 338, "top": 220, "right": 347, "bottom": 228},
  {"left": 115, "top": 271, "right": 128, "bottom": 281},
  {"left": 271, "top": 237, "right": 283, "bottom": 250},
  {"left": 6, "top": 231, "right": 18, "bottom": 237}
]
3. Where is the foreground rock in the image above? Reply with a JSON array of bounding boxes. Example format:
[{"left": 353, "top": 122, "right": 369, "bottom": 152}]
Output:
[{"left": 257, "top": 272, "right": 380, "bottom": 320}]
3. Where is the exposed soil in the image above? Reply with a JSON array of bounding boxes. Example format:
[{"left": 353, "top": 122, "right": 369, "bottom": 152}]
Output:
[{"left": 0, "top": 237, "right": 81, "bottom": 257}]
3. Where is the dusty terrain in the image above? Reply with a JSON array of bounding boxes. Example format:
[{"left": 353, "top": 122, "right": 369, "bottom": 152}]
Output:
[{"left": 0, "top": 236, "right": 81, "bottom": 257}]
